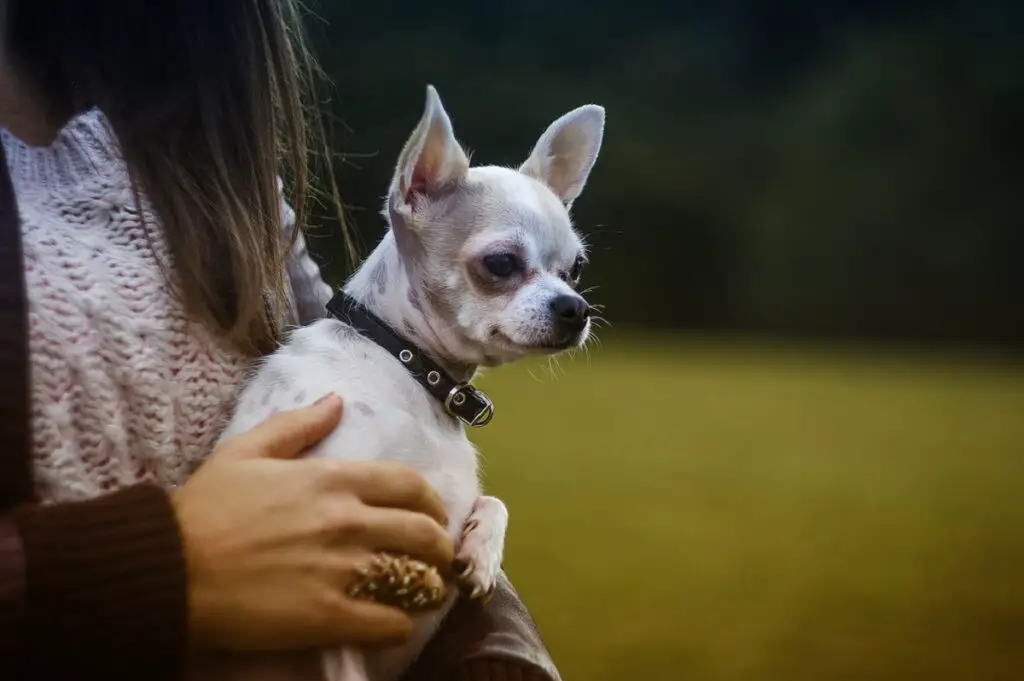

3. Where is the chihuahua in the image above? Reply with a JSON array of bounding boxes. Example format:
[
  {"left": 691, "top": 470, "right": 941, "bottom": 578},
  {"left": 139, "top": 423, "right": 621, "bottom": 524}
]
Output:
[{"left": 217, "top": 85, "right": 605, "bottom": 681}]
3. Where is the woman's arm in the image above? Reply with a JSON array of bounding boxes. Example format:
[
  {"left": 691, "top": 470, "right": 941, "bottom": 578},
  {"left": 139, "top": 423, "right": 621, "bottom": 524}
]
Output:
[
  {"left": 0, "top": 139, "right": 189, "bottom": 681},
  {"left": 280, "top": 187, "right": 334, "bottom": 326},
  {"left": 401, "top": 572, "right": 562, "bottom": 681},
  {"left": 281, "top": 202, "right": 562, "bottom": 681},
  {"left": 0, "top": 486, "right": 190, "bottom": 680},
  {"left": 0, "top": 516, "right": 27, "bottom": 668}
]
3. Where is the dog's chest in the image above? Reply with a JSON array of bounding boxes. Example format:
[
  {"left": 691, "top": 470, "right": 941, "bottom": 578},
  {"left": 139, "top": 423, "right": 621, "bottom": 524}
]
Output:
[{"left": 225, "top": 319, "right": 481, "bottom": 532}]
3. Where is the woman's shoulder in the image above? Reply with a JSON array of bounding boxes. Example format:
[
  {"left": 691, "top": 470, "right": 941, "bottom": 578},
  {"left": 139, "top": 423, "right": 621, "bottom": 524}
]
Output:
[{"left": 2, "top": 108, "right": 130, "bottom": 202}]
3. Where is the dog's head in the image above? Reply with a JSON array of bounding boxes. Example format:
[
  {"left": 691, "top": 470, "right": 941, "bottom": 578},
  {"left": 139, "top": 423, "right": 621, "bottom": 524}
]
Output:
[{"left": 386, "top": 85, "right": 605, "bottom": 366}]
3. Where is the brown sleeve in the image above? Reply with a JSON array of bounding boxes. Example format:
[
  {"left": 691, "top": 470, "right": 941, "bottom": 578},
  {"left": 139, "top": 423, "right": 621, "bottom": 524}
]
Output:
[
  {"left": 401, "top": 572, "right": 562, "bottom": 681},
  {"left": 0, "top": 515, "right": 27, "bottom": 671},
  {"left": 5, "top": 483, "right": 189, "bottom": 680}
]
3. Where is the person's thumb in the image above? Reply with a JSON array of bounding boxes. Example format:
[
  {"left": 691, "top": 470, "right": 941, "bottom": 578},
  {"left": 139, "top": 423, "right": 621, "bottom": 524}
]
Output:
[{"left": 223, "top": 393, "right": 344, "bottom": 461}]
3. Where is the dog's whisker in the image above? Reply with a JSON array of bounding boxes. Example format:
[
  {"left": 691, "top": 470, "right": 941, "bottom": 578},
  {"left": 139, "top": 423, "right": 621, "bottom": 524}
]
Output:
[
  {"left": 534, "top": 361, "right": 552, "bottom": 384},
  {"left": 582, "top": 342, "right": 597, "bottom": 368},
  {"left": 552, "top": 355, "right": 566, "bottom": 379},
  {"left": 544, "top": 356, "right": 557, "bottom": 382},
  {"left": 548, "top": 355, "right": 567, "bottom": 381}
]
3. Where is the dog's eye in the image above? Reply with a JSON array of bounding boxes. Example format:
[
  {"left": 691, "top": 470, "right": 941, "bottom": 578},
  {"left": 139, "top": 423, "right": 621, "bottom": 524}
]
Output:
[
  {"left": 567, "top": 256, "right": 585, "bottom": 285},
  {"left": 482, "top": 253, "right": 520, "bottom": 278}
]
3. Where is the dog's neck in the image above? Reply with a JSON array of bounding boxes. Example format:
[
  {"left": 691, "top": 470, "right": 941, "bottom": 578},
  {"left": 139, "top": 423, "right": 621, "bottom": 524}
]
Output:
[{"left": 343, "top": 233, "right": 477, "bottom": 384}]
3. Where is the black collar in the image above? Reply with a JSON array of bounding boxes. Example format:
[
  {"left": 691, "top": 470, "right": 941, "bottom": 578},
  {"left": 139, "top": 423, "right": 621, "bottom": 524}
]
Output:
[{"left": 325, "top": 291, "right": 495, "bottom": 428}]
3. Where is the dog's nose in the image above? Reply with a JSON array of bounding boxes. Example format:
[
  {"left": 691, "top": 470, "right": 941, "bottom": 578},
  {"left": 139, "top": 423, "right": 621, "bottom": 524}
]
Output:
[{"left": 550, "top": 295, "right": 590, "bottom": 331}]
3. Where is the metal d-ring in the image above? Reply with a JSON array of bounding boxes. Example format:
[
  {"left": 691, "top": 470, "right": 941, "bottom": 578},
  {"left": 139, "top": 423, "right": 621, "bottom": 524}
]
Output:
[{"left": 444, "top": 385, "right": 495, "bottom": 428}]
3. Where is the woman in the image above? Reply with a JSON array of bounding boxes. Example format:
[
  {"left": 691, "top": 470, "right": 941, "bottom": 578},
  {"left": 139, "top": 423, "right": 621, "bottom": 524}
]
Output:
[{"left": 0, "top": 1, "right": 560, "bottom": 680}]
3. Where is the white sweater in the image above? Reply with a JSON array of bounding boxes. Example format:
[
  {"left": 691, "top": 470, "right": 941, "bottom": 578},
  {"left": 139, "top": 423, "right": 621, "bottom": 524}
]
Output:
[{"left": 2, "top": 109, "right": 333, "bottom": 504}]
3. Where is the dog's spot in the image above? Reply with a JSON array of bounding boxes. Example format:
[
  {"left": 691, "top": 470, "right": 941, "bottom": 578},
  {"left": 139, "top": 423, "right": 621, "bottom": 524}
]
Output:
[
  {"left": 260, "top": 391, "right": 272, "bottom": 407},
  {"left": 403, "top": 320, "right": 417, "bottom": 337},
  {"left": 424, "top": 285, "right": 457, "bottom": 323},
  {"left": 372, "top": 261, "right": 388, "bottom": 295},
  {"left": 352, "top": 401, "right": 376, "bottom": 417},
  {"left": 294, "top": 389, "right": 307, "bottom": 404},
  {"left": 263, "top": 368, "right": 292, "bottom": 392},
  {"left": 408, "top": 288, "right": 424, "bottom": 313}
]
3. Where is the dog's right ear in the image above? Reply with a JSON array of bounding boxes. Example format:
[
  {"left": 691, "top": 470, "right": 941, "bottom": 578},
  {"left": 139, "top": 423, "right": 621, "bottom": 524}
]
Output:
[
  {"left": 388, "top": 85, "right": 470, "bottom": 220},
  {"left": 519, "top": 104, "right": 605, "bottom": 208}
]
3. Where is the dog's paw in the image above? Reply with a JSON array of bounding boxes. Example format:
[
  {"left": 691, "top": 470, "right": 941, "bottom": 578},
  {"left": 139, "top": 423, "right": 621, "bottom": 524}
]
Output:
[{"left": 452, "top": 496, "right": 509, "bottom": 603}]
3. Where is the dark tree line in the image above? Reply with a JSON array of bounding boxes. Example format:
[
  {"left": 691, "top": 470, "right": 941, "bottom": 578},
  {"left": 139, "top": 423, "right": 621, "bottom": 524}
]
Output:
[{"left": 303, "top": 0, "right": 1024, "bottom": 349}]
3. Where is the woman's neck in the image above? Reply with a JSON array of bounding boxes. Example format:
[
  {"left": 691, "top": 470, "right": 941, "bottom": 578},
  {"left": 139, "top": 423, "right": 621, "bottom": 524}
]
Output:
[{"left": 0, "top": 57, "right": 66, "bottom": 146}]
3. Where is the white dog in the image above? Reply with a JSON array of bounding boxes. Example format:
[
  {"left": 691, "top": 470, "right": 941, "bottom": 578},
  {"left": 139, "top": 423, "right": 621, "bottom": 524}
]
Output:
[{"left": 217, "top": 85, "right": 605, "bottom": 681}]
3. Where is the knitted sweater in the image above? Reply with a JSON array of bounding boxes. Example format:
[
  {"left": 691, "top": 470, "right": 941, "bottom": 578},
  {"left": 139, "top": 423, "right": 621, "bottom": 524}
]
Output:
[
  {"left": 0, "top": 110, "right": 559, "bottom": 681},
  {"left": 3, "top": 109, "right": 331, "bottom": 503}
]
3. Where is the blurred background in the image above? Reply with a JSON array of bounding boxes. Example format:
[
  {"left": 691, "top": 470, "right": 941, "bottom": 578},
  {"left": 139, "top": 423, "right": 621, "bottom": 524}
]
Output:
[{"left": 303, "top": 2, "right": 1024, "bottom": 679}]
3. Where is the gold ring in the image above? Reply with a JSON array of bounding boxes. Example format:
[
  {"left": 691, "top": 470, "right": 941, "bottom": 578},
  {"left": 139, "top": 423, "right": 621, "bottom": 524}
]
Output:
[{"left": 346, "top": 553, "right": 447, "bottom": 613}]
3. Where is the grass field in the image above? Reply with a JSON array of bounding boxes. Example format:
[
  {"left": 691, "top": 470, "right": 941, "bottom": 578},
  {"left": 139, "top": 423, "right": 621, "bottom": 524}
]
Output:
[{"left": 468, "top": 334, "right": 1024, "bottom": 681}]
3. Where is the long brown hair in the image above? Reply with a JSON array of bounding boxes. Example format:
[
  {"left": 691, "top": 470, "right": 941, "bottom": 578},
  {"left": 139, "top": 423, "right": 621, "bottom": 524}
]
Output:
[{"left": 4, "top": 0, "right": 346, "bottom": 355}]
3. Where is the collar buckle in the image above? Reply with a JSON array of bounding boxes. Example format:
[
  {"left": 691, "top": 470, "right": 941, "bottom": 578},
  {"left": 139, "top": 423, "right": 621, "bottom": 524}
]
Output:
[{"left": 444, "top": 384, "right": 495, "bottom": 428}]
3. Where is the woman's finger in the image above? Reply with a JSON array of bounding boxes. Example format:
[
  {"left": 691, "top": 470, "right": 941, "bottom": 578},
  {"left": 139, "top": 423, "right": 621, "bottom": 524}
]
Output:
[
  {"left": 232, "top": 394, "right": 344, "bottom": 461},
  {"left": 342, "top": 507, "right": 455, "bottom": 571},
  {"left": 328, "top": 597, "right": 416, "bottom": 647},
  {"left": 321, "top": 460, "right": 449, "bottom": 527}
]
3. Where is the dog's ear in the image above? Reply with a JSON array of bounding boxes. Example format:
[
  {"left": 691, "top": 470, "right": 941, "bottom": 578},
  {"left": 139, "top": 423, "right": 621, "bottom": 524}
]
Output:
[
  {"left": 389, "top": 85, "right": 470, "bottom": 215},
  {"left": 519, "top": 104, "right": 605, "bottom": 207}
]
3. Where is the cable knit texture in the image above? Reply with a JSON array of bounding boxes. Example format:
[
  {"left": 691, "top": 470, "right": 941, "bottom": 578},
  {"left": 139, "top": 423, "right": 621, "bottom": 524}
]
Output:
[{"left": 1, "top": 109, "right": 331, "bottom": 504}]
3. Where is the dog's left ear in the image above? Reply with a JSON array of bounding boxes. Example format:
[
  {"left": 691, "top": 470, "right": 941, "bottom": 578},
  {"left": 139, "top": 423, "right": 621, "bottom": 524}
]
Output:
[
  {"left": 389, "top": 85, "right": 470, "bottom": 217},
  {"left": 519, "top": 104, "right": 605, "bottom": 207}
]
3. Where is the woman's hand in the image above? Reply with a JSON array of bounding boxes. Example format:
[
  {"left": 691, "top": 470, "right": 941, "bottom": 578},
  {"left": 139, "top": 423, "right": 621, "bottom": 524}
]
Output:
[{"left": 172, "top": 394, "right": 454, "bottom": 652}]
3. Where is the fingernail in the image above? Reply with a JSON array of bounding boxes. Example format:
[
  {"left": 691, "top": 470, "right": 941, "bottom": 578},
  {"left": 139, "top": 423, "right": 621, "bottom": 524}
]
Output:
[{"left": 314, "top": 392, "right": 340, "bottom": 407}]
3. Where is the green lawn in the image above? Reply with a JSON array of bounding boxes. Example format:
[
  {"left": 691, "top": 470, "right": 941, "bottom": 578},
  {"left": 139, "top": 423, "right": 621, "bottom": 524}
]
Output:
[{"left": 470, "top": 334, "right": 1024, "bottom": 681}]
